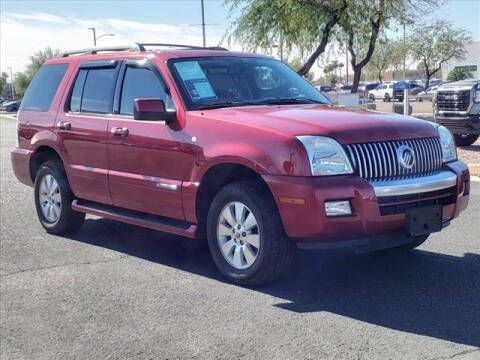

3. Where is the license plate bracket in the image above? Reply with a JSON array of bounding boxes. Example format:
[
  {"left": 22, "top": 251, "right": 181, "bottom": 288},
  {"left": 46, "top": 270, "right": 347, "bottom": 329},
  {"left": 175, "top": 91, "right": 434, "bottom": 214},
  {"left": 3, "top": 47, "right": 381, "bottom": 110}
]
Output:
[{"left": 405, "top": 205, "right": 443, "bottom": 237}]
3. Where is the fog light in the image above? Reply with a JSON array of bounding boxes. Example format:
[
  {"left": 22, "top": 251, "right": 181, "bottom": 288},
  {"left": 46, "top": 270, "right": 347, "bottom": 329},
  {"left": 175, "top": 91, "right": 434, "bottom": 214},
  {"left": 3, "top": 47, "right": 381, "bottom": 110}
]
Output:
[{"left": 324, "top": 200, "right": 352, "bottom": 217}]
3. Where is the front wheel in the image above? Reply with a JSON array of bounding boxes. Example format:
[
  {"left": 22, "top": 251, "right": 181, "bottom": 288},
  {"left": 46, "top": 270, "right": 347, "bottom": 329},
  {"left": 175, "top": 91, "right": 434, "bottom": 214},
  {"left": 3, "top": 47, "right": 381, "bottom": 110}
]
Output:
[
  {"left": 384, "top": 93, "right": 391, "bottom": 102},
  {"left": 454, "top": 134, "right": 479, "bottom": 147},
  {"left": 206, "top": 181, "right": 295, "bottom": 285},
  {"left": 34, "top": 160, "right": 85, "bottom": 234}
]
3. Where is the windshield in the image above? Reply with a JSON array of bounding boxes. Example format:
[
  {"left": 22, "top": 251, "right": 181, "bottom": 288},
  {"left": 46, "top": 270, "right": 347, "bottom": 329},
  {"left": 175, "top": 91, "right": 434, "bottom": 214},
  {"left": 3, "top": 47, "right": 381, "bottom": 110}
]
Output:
[{"left": 168, "top": 56, "right": 331, "bottom": 110}]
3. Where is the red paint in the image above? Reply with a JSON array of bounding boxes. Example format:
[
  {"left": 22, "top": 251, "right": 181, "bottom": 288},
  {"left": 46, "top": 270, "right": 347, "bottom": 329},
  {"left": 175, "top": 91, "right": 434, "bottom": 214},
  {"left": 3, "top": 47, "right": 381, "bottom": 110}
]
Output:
[{"left": 11, "top": 50, "right": 470, "bottom": 245}]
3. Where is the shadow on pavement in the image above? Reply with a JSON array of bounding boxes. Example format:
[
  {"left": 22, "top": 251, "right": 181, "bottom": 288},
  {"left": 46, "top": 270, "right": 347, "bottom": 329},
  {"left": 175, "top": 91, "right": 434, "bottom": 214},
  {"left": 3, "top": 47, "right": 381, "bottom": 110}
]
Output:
[{"left": 68, "top": 217, "right": 480, "bottom": 347}]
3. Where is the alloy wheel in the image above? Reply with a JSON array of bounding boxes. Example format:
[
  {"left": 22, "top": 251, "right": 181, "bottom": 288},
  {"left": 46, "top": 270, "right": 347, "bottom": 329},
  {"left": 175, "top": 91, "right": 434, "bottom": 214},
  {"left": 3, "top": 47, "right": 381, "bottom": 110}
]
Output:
[
  {"left": 38, "top": 174, "right": 62, "bottom": 223},
  {"left": 217, "top": 201, "right": 260, "bottom": 269}
]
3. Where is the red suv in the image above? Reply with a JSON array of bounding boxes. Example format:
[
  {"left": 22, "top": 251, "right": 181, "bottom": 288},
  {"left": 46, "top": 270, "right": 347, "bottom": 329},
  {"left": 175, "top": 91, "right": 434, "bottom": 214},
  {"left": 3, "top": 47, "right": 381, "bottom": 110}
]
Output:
[{"left": 11, "top": 43, "right": 470, "bottom": 285}]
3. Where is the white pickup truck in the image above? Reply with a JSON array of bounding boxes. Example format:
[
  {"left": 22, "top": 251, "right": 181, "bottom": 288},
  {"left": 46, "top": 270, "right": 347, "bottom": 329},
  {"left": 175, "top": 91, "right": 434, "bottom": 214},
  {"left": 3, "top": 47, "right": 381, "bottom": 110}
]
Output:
[{"left": 434, "top": 78, "right": 480, "bottom": 146}]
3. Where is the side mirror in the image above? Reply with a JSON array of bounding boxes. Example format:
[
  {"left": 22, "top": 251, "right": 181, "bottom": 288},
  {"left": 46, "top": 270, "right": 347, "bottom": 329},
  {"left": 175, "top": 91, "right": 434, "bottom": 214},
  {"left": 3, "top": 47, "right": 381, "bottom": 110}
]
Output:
[{"left": 133, "top": 98, "right": 176, "bottom": 122}]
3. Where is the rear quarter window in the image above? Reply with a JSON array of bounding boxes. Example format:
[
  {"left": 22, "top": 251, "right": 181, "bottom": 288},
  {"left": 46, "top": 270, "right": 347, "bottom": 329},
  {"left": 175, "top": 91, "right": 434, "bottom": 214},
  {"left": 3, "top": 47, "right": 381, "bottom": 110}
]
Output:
[{"left": 20, "top": 64, "right": 69, "bottom": 111}]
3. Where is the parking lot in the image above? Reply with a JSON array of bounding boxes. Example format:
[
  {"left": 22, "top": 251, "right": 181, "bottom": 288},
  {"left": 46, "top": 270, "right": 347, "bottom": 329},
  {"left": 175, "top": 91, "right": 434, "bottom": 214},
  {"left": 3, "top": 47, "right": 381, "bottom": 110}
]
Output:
[{"left": 1, "top": 114, "right": 479, "bottom": 359}]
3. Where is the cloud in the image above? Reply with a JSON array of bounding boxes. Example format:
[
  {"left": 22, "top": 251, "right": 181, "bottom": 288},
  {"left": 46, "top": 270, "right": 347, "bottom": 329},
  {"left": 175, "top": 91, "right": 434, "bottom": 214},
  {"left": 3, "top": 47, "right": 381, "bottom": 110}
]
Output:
[
  {"left": 4, "top": 12, "right": 70, "bottom": 24},
  {"left": 0, "top": 13, "right": 226, "bottom": 73}
]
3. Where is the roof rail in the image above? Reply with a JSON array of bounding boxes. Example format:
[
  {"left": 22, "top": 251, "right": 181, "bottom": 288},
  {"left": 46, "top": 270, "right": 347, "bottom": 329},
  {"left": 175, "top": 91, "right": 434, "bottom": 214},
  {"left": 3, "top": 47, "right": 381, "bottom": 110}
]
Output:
[
  {"left": 137, "top": 43, "right": 228, "bottom": 51},
  {"left": 61, "top": 42, "right": 228, "bottom": 57},
  {"left": 61, "top": 44, "right": 142, "bottom": 57}
]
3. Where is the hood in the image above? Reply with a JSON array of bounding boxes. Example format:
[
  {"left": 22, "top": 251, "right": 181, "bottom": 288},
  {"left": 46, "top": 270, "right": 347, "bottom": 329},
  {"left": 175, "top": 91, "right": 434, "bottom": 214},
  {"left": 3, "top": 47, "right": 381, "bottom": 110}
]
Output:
[
  {"left": 199, "top": 104, "right": 438, "bottom": 144},
  {"left": 438, "top": 79, "right": 479, "bottom": 91}
]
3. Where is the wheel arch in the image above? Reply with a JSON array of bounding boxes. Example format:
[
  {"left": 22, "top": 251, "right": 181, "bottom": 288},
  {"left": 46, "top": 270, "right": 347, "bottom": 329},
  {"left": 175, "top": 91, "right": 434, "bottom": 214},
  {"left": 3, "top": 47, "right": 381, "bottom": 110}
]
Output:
[
  {"left": 195, "top": 162, "right": 276, "bottom": 225},
  {"left": 30, "top": 146, "right": 65, "bottom": 183}
]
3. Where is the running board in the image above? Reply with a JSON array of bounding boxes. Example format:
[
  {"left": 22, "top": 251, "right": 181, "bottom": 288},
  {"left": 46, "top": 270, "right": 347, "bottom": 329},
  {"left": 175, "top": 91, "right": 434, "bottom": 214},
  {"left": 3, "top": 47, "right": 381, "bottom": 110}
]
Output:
[{"left": 72, "top": 200, "right": 199, "bottom": 239}]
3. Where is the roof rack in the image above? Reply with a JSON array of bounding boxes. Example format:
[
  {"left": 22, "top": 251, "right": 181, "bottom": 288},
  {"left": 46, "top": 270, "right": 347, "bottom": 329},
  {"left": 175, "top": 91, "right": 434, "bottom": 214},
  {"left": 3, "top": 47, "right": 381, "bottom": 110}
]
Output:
[{"left": 61, "top": 42, "right": 228, "bottom": 57}]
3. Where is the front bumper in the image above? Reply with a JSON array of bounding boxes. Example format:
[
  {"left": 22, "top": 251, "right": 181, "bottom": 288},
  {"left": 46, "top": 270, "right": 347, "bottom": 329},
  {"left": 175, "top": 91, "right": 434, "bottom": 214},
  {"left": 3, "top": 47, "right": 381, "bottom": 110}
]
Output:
[{"left": 263, "top": 160, "right": 469, "bottom": 247}]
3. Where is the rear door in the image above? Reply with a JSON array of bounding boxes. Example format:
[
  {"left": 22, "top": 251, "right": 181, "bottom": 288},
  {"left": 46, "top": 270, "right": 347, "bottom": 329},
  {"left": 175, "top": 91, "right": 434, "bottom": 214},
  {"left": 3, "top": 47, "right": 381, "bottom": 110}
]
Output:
[
  {"left": 106, "top": 60, "right": 190, "bottom": 220},
  {"left": 56, "top": 60, "right": 120, "bottom": 204}
]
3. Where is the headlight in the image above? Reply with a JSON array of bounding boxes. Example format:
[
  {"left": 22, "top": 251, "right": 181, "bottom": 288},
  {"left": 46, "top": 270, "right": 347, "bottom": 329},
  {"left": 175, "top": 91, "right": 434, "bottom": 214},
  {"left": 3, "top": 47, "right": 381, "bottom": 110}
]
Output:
[
  {"left": 474, "top": 86, "right": 480, "bottom": 103},
  {"left": 296, "top": 135, "right": 353, "bottom": 176},
  {"left": 437, "top": 125, "right": 456, "bottom": 163}
]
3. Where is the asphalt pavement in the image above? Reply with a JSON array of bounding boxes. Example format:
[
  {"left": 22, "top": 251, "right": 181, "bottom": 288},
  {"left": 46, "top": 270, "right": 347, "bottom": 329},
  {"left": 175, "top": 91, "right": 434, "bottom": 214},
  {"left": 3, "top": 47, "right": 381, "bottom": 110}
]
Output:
[{"left": 1, "top": 115, "right": 479, "bottom": 359}]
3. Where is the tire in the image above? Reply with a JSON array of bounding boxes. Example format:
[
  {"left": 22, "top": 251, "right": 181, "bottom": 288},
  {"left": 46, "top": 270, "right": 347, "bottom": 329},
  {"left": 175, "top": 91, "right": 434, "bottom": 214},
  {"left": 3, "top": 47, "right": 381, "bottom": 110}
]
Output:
[
  {"left": 418, "top": 97, "right": 423, "bottom": 102},
  {"left": 206, "top": 180, "right": 295, "bottom": 286},
  {"left": 397, "top": 235, "right": 429, "bottom": 250},
  {"left": 34, "top": 160, "right": 85, "bottom": 234},
  {"left": 384, "top": 93, "right": 390, "bottom": 102},
  {"left": 369, "top": 94, "right": 375, "bottom": 101},
  {"left": 454, "top": 134, "right": 479, "bottom": 147}
]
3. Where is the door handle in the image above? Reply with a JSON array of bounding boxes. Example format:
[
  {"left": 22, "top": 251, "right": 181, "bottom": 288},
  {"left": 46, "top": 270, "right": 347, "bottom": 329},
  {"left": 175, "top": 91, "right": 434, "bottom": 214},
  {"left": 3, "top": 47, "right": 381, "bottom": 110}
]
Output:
[
  {"left": 110, "top": 126, "right": 129, "bottom": 137},
  {"left": 56, "top": 121, "right": 71, "bottom": 130}
]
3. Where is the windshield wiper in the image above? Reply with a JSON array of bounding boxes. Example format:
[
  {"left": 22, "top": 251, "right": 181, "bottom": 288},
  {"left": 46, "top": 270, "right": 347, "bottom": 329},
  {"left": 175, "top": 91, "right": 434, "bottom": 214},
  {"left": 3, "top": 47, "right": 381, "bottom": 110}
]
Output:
[
  {"left": 196, "top": 101, "right": 260, "bottom": 110},
  {"left": 259, "top": 98, "right": 328, "bottom": 105}
]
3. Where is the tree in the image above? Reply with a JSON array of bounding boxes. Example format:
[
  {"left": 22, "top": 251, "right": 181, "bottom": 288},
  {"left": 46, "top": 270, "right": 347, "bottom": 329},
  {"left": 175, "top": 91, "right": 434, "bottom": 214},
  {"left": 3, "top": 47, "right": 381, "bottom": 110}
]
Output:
[
  {"left": 364, "top": 37, "right": 395, "bottom": 83},
  {"left": 338, "top": 0, "right": 438, "bottom": 93},
  {"left": 225, "top": 0, "right": 348, "bottom": 76},
  {"left": 0, "top": 72, "right": 8, "bottom": 95},
  {"left": 408, "top": 20, "right": 471, "bottom": 89},
  {"left": 447, "top": 68, "right": 470, "bottom": 82},
  {"left": 25, "top": 47, "right": 61, "bottom": 79},
  {"left": 14, "top": 72, "right": 31, "bottom": 96}
]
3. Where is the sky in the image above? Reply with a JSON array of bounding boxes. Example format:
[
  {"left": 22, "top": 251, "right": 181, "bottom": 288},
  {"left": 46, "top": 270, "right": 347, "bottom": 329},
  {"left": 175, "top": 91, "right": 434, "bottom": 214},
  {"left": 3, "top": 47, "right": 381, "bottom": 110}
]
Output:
[{"left": 1, "top": 0, "right": 479, "bottom": 77}]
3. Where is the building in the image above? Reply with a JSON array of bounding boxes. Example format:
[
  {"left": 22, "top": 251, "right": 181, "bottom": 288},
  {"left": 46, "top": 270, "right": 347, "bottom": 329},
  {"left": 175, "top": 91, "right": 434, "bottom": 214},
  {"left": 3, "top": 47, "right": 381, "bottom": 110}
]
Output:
[{"left": 442, "top": 41, "right": 480, "bottom": 80}]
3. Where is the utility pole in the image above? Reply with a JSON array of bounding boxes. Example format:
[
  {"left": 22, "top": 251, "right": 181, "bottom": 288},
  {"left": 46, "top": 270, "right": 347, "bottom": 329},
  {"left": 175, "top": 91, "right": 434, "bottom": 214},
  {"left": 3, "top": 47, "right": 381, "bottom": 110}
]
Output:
[
  {"left": 189, "top": 0, "right": 219, "bottom": 47},
  {"left": 8, "top": 67, "right": 15, "bottom": 99},
  {"left": 201, "top": 0, "right": 206, "bottom": 47}
]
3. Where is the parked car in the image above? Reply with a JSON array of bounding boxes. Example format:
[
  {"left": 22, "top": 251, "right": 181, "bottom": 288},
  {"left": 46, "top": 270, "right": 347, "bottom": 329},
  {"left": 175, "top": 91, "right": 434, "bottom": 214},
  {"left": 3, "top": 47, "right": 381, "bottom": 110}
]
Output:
[
  {"left": 434, "top": 78, "right": 480, "bottom": 146},
  {"left": 358, "top": 82, "right": 379, "bottom": 97},
  {"left": 368, "top": 82, "right": 394, "bottom": 101},
  {"left": 415, "top": 86, "right": 439, "bottom": 102},
  {"left": 1, "top": 100, "right": 20, "bottom": 112},
  {"left": 316, "top": 85, "right": 334, "bottom": 93},
  {"left": 11, "top": 43, "right": 470, "bottom": 285}
]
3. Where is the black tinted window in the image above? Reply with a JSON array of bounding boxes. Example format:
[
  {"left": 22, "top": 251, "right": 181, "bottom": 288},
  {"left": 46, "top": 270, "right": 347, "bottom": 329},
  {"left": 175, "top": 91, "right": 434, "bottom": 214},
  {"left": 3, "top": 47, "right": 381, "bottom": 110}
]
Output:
[
  {"left": 69, "top": 69, "right": 87, "bottom": 112},
  {"left": 81, "top": 68, "right": 116, "bottom": 113},
  {"left": 120, "top": 68, "right": 167, "bottom": 115},
  {"left": 20, "top": 64, "right": 68, "bottom": 111}
]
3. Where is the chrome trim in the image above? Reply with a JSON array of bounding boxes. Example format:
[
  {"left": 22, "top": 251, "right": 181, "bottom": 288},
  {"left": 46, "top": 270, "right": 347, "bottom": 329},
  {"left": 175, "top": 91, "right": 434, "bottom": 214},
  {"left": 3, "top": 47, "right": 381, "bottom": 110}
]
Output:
[
  {"left": 156, "top": 182, "right": 178, "bottom": 191},
  {"left": 371, "top": 170, "right": 457, "bottom": 197}
]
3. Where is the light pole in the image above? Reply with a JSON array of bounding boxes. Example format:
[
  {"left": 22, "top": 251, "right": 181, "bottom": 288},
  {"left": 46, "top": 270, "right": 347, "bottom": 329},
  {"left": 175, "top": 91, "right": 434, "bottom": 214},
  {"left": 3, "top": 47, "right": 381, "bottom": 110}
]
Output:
[
  {"left": 8, "top": 67, "right": 15, "bottom": 99},
  {"left": 88, "top": 27, "right": 115, "bottom": 46}
]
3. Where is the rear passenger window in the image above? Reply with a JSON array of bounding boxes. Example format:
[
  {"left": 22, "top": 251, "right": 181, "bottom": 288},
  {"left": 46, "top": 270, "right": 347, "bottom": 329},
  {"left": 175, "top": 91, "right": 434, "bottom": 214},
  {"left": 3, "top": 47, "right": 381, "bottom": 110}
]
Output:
[
  {"left": 120, "top": 67, "right": 167, "bottom": 115},
  {"left": 69, "top": 69, "right": 87, "bottom": 112},
  {"left": 81, "top": 68, "right": 116, "bottom": 113},
  {"left": 20, "top": 64, "right": 68, "bottom": 111}
]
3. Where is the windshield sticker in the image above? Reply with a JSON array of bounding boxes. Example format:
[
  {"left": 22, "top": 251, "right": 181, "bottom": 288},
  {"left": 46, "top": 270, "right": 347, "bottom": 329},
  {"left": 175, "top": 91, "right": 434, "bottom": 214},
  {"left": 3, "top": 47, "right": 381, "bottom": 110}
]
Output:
[{"left": 174, "top": 61, "right": 217, "bottom": 101}]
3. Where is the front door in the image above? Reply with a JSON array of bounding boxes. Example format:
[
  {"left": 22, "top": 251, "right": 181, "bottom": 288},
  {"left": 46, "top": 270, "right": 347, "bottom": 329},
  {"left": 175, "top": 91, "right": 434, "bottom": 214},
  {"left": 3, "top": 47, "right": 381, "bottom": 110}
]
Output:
[{"left": 107, "top": 60, "right": 191, "bottom": 220}]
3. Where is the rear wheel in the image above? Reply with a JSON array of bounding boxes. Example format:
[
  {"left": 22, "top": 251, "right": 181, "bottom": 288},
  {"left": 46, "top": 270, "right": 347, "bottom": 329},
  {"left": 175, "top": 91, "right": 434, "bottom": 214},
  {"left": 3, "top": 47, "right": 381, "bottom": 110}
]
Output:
[
  {"left": 206, "top": 181, "right": 295, "bottom": 285},
  {"left": 34, "top": 160, "right": 85, "bottom": 234},
  {"left": 384, "top": 93, "right": 391, "bottom": 102},
  {"left": 369, "top": 94, "right": 375, "bottom": 101},
  {"left": 454, "top": 134, "right": 479, "bottom": 147},
  {"left": 398, "top": 235, "right": 429, "bottom": 250}
]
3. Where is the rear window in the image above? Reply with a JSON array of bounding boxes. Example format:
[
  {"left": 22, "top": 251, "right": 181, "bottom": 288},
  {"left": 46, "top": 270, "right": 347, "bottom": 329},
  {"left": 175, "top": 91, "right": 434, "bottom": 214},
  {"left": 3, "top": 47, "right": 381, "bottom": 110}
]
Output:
[{"left": 20, "top": 64, "right": 68, "bottom": 111}]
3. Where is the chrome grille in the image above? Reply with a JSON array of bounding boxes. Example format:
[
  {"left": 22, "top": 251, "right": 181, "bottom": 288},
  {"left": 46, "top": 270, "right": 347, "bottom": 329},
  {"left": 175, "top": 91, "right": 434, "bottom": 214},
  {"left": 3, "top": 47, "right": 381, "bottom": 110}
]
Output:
[
  {"left": 437, "top": 90, "right": 470, "bottom": 111},
  {"left": 345, "top": 137, "right": 443, "bottom": 181}
]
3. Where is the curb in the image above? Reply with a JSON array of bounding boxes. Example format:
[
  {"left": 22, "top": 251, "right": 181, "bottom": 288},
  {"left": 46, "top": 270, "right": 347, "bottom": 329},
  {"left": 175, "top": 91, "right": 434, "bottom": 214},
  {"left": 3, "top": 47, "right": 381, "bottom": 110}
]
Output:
[{"left": 468, "top": 164, "right": 480, "bottom": 177}]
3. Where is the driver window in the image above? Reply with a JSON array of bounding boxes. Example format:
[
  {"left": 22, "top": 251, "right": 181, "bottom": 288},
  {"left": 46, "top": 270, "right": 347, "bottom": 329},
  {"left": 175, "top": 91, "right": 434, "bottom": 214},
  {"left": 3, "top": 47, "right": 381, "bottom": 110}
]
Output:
[{"left": 120, "top": 67, "right": 170, "bottom": 115}]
